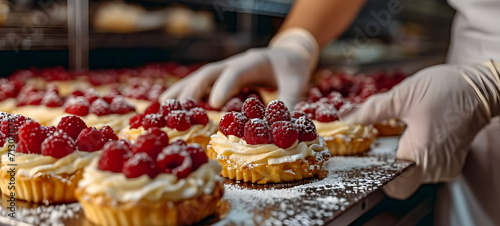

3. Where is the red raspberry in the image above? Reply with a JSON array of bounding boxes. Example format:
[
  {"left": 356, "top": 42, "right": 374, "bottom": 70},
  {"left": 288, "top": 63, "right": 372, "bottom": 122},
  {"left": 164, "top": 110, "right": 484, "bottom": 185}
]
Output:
[
  {"left": 99, "top": 140, "right": 132, "bottom": 173},
  {"left": 65, "top": 96, "right": 90, "bottom": 116},
  {"left": 294, "top": 101, "right": 316, "bottom": 120},
  {"left": 41, "top": 126, "right": 56, "bottom": 136},
  {"left": 327, "top": 92, "right": 345, "bottom": 110},
  {"left": 42, "top": 91, "right": 64, "bottom": 107},
  {"left": 90, "top": 98, "right": 112, "bottom": 116},
  {"left": 0, "top": 132, "right": 5, "bottom": 147},
  {"left": 17, "top": 122, "right": 47, "bottom": 154},
  {"left": 291, "top": 111, "right": 306, "bottom": 119},
  {"left": 132, "top": 131, "right": 165, "bottom": 158},
  {"left": 41, "top": 131, "right": 76, "bottom": 158},
  {"left": 189, "top": 107, "right": 208, "bottom": 125},
  {"left": 157, "top": 144, "right": 192, "bottom": 179},
  {"left": 242, "top": 97, "right": 265, "bottom": 119},
  {"left": 308, "top": 87, "right": 323, "bottom": 102},
  {"left": 166, "top": 110, "right": 191, "bottom": 131},
  {"left": 148, "top": 128, "right": 170, "bottom": 146},
  {"left": 243, "top": 119, "right": 272, "bottom": 145},
  {"left": 219, "top": 112, "right": 247, "bottom": 138},
  {"left": 84, "top": 89, "right": 99, "bottom": 103},
  {"left": 315, "top": 105, "right": 339, "bottom": 122},
  {"left": 110, "top": 96, "right": 135, "bottom": 114},
  {"left": 180, "top": 98, "right": 198, "bottom": 110},
  {"left": 57, "top": 116, "right": 88, "bottom": 140},
  {"left": 142, "top": 113, "right": 166, "bottom": 129},
  {"left": 221, "top": 97, "right": 243, "bottom": 112},
  {"left": 17, "top": 89, "right": 44, "bottom": 106},
  {"left": 294, "top": 116, "right": 318, "bottom": 142},
  {"left": 71, "top": 90, "right": 85, "bottom": 97},
  {"left": 144, "top": 101, "right": 160, "bottom": 115},
  {"left": 171, "top": 139, "right": 187, "bottom": 147},
  {"left": 129, "top": 114, "right": 145, "bottom": 129},
  {"left": 100, "top": 125, "right": 118, "bottom": 141},
  {"left": 76, "top": 127, "right": 107, "bottom": 152},
  {"left": 271, "top": 121, "right": 299, "bottom": 149},
  {"left": 123, "top": 153, "right": 159, "bottom": 178},
  {"left": 0, "top": 114, "right": 31, "bottom": 142},
  {"left": 264, "top": 100, "right": 291, "bottom": 124},
  {"left": 160, "top": 99, "right": 182, "bottom": 117},
  {"left": 186, "top": 144, "right": 208, "bottom": 171}
]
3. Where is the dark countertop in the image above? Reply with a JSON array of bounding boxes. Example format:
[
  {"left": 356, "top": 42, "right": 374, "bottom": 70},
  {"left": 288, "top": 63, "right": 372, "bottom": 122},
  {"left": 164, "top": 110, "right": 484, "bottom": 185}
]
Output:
[{"left": 0, "top": 137, "right": 414, "bottom": 226}]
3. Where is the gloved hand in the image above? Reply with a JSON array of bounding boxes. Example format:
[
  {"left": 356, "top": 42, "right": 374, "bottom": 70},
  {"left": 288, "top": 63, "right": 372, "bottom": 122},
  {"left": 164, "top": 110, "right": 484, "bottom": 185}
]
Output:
[
  {"left": 341, "top": 61, "right": 500, "bottom": 199},
  {"left": 159, "top": 28, "right": 319, "bottom": 109}
]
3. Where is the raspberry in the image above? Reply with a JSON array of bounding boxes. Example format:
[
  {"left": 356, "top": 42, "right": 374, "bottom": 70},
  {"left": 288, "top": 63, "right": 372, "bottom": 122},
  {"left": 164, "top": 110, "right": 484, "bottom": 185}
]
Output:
[
  {"left": 157, "top": 144, "right": 192, "bottom": 179},
  {"left": 147, "top": 128, "right": 170, "bottom": 146},
  {"left": 242, "top": 97, "right": 265, "bottom": 119},
  {"left": 17, "top": 122, "right": 47, "bottom": 154},
  {"left": 0, "top": 114, "right": 31, "bottom": 142},
  {"left": 219, "top": 112, "right": 247, "bottom": 138},
  {"left": 71, "top": 90, "right": 85, "bottom": 97},
  {"left": 0, "top": 132, "right": 5, "bottom": 147},
  {"left": 243, "top": 119, "right": 272, "bottom": 145},
  {"left": 129, "top": 114, "right": 145, "bottom": 129},
  {"left": 76, "top": 127, "right": 107, "bottom": 152},
  {"left": 144, "top": 101, "right": 160, "bottom": 115},
  {"left": 166, "top": 110, "right": 191, "bottom": 131},
  {"left": 308, "top": 87, "right": 323, "bottom": 102},
  {"left": 110, "top": 96, "right": 135, "bottom": 114},
  {"left": 41, "top": 126, "right": 56, "bottom": 137},
  {"left": 189, "top": 107, "right": 208, "bottom": 125},
  {"left": 41, "top": 131, "right": 76, "bottom": 158},
  {"left": 294, "top": 116, "right": 318, "bottom": 142},
  {"left": 327, "top": 92, "right": 345, "bottom": 110},
  {"left": 171, "top": 139, "right": 187, "bottom": 147},
  {"left": 90, "top": 98, "right": 112, "bottom": 116},
  {"left": 186, "top": 144, "right": 208, "bottom": 171},
  {"left": 160, "top": 99, "right": 182, "bottom": 117},
  {"left": 141, "top": 113, "right": 166, "bottom": 129},
  {"left": 42, "top": 91, "right": 63, "bottom": 107},
  {"left": 123, "top": 153, "right": 159, "bottom": 178},
  {"left": 99, "top": 140, "right": 132, "bottom": 173},
  {"left": 17, "top": 89, "right": 44, "bottom": 106},
  {"left": 264, "top": 100, "right": 291, "bottom": 124},
  {"left": 315, "top": 105, "right": 339, "bottom": 122},
  {"left": 65, "top": 96, "right": 90, "bottom": 116},
  {"left": 100, "top": 125, "right": 119, "bottom": 141},
  {"left": 271, "top": 121, "right": 299, "bottom": 149},
  {"left": 84, "top": 89, "right": 99, "bottom": 103},
  {"left": 132, "top": 131, "right": 165, "bottom": 158},
  {"left": 57, "top": 116, "right": 88, "bottom": 140},
  {"left": 221, "top": 97, "right": 243, "bottom": 112},
  {"left": 291, "top": 111, "right": 306, "bottom": 119},
  {"left": 294, "top": 101, "right": 316, "bottom": 120},
  {"left": 180, "top": 98, "right": 198, "bottom": 110}
]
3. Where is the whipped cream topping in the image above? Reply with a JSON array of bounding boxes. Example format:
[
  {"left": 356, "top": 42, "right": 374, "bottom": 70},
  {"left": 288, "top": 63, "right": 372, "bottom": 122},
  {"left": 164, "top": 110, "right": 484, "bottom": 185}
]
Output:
[
  {"left": 209, "top": 132, "right": 330, "bottom": 165},
  {"left": 13, "top": 105, "right": 65, "bottom": 125},
  {"left": 120, "top": 120, "right": 216, "bottom": 142},
  {"left": 313, "top": 120, "right": 376, "bottom": 139},
  {"left": 0, "top": 98, "right": 17, "bottom": 112},
  {"left": 78, "top": 159, "right": 222, "bottom": 202},
  {"left": 0, "top": 151, "right": 100, "bottom": 177}
]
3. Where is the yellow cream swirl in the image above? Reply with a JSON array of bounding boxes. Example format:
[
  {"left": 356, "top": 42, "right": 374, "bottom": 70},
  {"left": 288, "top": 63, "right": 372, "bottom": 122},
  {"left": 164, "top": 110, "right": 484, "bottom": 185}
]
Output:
[
  {"left": 12, "top": 105, "right": 65, "bottom": 125},
  {"left": 313, "top": 120, "right": 376, "bottom": 139},
  {"left": 0, "top": 151, "right": 100, "bottom": 177},
  {"left": 119, "top": 120, "right": 216, "bottom": 142},
  {"left": 209, "top": 132, "right": 330, "bottom": 165},
  {"left": 78, "top": 160, "right": 222, "bottom": 202}
]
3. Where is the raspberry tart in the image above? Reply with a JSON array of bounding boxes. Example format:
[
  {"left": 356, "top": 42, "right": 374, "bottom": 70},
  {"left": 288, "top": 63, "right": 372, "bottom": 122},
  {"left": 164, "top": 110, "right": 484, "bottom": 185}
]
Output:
[
  {"left": 12, "top": 85, "right": 66, "bottom": 125},
  {"left": 119, "top": 99, "right": 216, "bottom": 148},
  {"left": 50, "top": 89, "right": 136, "bottom": 131},
  {"left": 76, "top": 130, "right": 223, "bottom": 226},
  {"left": 208, "top": 98, "right": 330, "bottom": 184},
  {"left": 0, "top": 116, "right": 118, "bottom": 203},
  {"left": 295, "top": 92, "right": 378, "bottom": 156},
  {"left": 0, "top": 79, "right": 22, "bottom": 113}
]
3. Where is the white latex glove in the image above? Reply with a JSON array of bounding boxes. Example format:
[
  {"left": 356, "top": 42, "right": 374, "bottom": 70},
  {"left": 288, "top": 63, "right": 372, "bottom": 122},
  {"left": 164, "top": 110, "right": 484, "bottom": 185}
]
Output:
[
  {"left": 159, "top": 28, "right": 319, "bottom": 109},
  {"left": 341, "top": 61, "right": 500, "bottom": 199}
]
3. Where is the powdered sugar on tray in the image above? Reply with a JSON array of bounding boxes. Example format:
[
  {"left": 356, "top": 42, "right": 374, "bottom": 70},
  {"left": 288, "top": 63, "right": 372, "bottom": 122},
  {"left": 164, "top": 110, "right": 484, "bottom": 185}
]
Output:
[{"left": 0, "top": 202, "right": 81, "bottom": 226}]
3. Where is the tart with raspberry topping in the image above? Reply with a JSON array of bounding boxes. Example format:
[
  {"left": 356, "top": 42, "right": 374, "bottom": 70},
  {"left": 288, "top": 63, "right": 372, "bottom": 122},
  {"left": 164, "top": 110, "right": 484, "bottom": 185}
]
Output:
[
  {"left": 208, "top": 98, "right": 330, "bottom": 184},
  {"left": 50, "top": 89, "right": 136, "bottom": 131},
  {"left": 295, "top": 92, "right": 378, "bottom": 156},
  {"left": 119, "top": 99, "right": 216, "bottom": 148},
  {"left": 76, "top": 130, "right": 223, "bottom": 226},
  {"left": 0, "top": 78, "right": 22, "bottom": 113},
  {"left": 0, "top": 116, "right": 118, "bottom": 203},
  {"left": 12, "top": 84, "right": 66, "bottom": 124}
]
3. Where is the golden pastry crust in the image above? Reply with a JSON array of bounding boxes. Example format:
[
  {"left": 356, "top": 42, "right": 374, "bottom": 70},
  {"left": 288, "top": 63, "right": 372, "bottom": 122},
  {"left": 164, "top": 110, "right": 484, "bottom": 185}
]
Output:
[
  {"left": 207, "top": 147, "right": 328, "bottom": 184},
  {"left": 0, "top": 170, "right": 83, "bottom": 204},
  {"left": 186, "top": 135, "right": 211, "bottom": 149},
  {"left": 374, "top": 122, "right": 405, "bottom": 136},
  {"left": 75, "top": 181, "right": 224, "bottom": 226},
  {"left": 323, "top": 132, "right": 377, "bottom": 156}
]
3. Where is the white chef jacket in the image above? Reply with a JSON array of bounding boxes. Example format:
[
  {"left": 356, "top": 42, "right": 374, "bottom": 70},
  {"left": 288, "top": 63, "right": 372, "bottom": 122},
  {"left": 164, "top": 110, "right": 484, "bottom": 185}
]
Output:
[{"left": 437, "top": 0, "right": 500, "bottom": 225}]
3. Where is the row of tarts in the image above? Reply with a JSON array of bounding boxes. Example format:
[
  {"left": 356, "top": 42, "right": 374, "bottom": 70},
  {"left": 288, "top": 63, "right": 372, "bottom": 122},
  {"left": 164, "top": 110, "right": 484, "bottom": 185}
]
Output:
[{"left": 0, "top": 64, "right": 406, "bottom": 225}]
